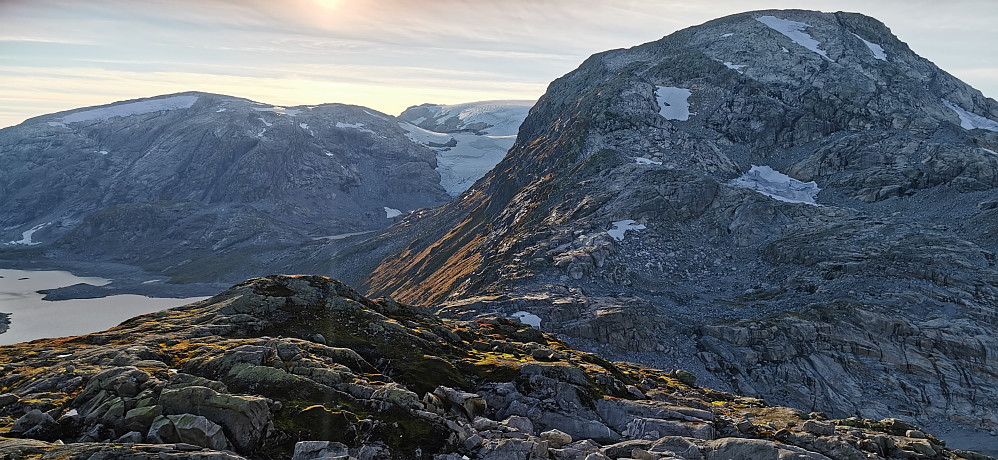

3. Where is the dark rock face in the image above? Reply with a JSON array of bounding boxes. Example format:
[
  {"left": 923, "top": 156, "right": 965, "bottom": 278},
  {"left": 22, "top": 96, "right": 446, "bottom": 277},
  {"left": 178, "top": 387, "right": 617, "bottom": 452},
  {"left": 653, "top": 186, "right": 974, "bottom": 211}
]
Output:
[
  {"left": 0, "top": 92, "right": 451, "bottom": 282},
  {"left": 0, "top": 275, "right": 980, "bottom": 458},
  {"left": 354, "top": 9, "right": 998, "bottom": 450}
]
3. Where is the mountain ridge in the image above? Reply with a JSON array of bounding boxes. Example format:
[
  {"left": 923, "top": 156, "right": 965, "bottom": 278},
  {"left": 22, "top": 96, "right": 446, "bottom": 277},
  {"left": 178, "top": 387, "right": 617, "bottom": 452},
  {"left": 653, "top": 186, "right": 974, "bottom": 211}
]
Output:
[{"left": 347, "top": 9, "right": 998, "bottom": 451}]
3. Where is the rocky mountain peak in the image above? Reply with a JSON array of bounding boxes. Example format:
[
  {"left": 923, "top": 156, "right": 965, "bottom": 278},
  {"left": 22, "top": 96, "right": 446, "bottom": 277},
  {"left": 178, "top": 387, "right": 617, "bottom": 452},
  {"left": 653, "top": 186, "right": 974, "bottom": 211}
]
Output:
[{"left": 351, "top": 10, "right": 998, "bottom": 452}]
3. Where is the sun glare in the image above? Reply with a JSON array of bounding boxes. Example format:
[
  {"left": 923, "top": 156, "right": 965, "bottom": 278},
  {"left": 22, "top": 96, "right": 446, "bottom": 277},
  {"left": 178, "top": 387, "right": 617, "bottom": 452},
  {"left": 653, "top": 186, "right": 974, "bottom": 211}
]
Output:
[{"left": 314, "top": 0, "right": 344, "bottom": 9}]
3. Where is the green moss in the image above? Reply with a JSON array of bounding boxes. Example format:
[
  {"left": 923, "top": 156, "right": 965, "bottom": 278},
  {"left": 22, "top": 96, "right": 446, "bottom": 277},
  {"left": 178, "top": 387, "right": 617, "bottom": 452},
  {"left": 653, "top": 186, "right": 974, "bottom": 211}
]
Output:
[
  {"left": 399, "top": 355, "right": 468, "bottom": 395},
  {"left": 456, "top": 353, "right": 522, "bottom": 383},
  {"left": 288, "top": 404, "right": 360, "bottom": 443}
]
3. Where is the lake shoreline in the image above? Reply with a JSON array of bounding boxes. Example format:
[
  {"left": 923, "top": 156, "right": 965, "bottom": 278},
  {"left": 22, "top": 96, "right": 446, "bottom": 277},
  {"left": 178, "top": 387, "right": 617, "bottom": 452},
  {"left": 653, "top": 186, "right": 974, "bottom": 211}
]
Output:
[
  {"left": 0, "top": 267, "right": 210, "bottom": 345},
  {"left": 0, "top": 258, "right": 228, "bottom": 300}
]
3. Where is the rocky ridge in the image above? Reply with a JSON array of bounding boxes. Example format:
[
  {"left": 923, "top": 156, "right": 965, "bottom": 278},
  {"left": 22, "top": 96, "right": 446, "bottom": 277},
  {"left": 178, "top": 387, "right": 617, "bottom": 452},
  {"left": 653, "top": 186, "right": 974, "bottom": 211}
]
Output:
[
  {"left": 347, "top": 9, "right": 998, "bottom": 451},
  {"left": 0, "top": 275, "right": 988, "bottom": 459}
]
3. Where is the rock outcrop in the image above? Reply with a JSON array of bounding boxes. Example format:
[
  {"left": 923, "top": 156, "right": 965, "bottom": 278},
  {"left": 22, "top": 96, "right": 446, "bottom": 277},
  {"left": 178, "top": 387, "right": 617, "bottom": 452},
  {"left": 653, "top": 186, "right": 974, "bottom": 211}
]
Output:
[
  {"left": 351, "top": 9, "right": 998, "bottom": 452},
  {"left": 0, "top": 275, "right": 986, "bottom": 459}
]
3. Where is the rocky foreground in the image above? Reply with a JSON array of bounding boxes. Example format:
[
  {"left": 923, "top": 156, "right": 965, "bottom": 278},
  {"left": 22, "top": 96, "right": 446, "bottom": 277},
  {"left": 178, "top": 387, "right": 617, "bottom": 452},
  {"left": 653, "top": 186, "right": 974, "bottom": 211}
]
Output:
[{"left": 0, "top": 275, "right": 990, "bottom": 459}]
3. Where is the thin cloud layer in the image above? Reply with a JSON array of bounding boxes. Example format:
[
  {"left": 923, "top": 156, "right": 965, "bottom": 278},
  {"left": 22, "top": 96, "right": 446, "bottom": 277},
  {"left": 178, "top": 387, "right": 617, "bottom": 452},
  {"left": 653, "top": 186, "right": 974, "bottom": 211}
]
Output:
[{"left": 0, "top": 0, "right": 995, "bottom": 127}]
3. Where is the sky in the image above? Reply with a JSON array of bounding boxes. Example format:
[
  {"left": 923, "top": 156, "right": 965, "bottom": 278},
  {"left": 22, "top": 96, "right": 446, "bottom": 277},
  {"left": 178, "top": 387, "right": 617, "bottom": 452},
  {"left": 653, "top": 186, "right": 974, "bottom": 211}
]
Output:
[{"left": 0, "top": 0, "right": 996, "bottom": 128}]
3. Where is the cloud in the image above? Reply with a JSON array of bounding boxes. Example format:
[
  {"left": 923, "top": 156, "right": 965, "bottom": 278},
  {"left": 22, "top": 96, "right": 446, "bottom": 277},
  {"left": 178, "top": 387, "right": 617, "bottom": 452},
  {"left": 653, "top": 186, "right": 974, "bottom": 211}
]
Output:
[
  {"left": 0, "top": 0, "right": 995, "bottom": 127},
  {"left": 0, "top": 65, "right": 546, "bottom": 127}
]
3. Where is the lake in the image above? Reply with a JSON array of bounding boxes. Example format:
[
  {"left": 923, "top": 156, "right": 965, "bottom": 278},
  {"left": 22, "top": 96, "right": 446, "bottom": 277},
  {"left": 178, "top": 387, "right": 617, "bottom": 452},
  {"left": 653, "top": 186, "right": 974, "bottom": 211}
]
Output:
[{"left": 0, "top": 268, "right": 208, "bottom": 345}]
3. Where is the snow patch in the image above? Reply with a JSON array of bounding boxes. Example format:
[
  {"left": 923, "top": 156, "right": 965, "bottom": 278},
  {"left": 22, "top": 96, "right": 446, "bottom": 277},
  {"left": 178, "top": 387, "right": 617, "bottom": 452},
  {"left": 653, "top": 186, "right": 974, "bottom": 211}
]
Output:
[
  {"left": 299, "top": 123, "right": 309, "bottom": 130},
  {"left": 721, "top": 33, "right": 734, "bottom": 38},
  {"left": 634, "top": 157, "right": 662, "bottom": 165},
  {"left": 254, "top": 106, "right": 300, "bottom": 116},
  {"left": 655, "top": 86, "right": 692, "bottom": 121},
  {"left": 757, "top": 15, "right": 829, "bottom": 60},
  {"left": 781, "top": 47, "right": 789, "bottom": 53},
  {"left": 61, "top": 95, "right": 198, "bottom": 123},
  {"left": 723, "top": 62, "right": 747, "bottom": 73},
  {"left": 852, "top": 33, "right": 887, "bottom": 61},
  {"left": 336, "top": 121, "right": 374, "bottom": 133},
  {"left": 511, "top": 311, "right": 542, "bottom": 328},
  {"left": 216, "top": 108, "right": 226, "bottom": 112},
  {"left": 7, "top": 223, "right": 47, "bottom": 246},
  {"left": 941, "top": 99, "right": 998, "bottom": 132},
  {"left": 258, "top": 117, "right": 272, "bottom": 127},
  {"left": 97, "top": 150, "right": 108, "bottom": 155},
  {"left": 363, "top": 110, "right": 388, "bottom": 121},
  {"left": 983, "top": 148, "right": 998, "bottom": 156},
  {"left": 607, "top": 220, "right": 646, "bottom": 241},
  {"left": 730, "top": 165, "right": 820, "bottom": 205},
  {"left": 384, "top": 207, "right": 402, "bottom": 219}
]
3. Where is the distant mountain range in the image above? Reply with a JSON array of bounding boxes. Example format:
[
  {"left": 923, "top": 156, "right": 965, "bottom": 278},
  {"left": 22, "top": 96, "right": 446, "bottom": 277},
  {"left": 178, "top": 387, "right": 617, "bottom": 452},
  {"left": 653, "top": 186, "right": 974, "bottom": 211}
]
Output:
[
  {"left": 0, "top": 93, "right": 531, "bottom": 286},
  {"left": 2, "top": 8, "right": 998, "bottom": 456}
]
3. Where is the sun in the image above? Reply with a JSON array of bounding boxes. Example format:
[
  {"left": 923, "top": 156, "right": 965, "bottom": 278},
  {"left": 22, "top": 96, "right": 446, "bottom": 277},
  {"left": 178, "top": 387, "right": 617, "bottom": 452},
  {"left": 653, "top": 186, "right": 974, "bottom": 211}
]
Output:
[{"left": 314, "top": 0, "right": 344, "bottom": 9}]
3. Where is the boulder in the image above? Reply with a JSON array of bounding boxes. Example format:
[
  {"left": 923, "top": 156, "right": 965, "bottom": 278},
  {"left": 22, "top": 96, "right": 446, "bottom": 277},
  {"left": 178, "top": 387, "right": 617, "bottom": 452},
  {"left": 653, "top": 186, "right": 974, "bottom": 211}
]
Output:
[
  {"left": 503, "top": 415, "right": 534, "bottom": 435},
  {"left": 0, "top": 393, "right": 19, "bottom": 408},
  {"left": 704, "top": 438, "right": 827, "bottom": 459},
  {"left": 159, "top": 385, "right": 270, "bottom": 452},
  {"left": 478, "top": 438, "right": 549, "bottom": 460},
  {"left": 10, "top": 409, "right": 56, "bottom": 437},
  {"left": 123, "top": 405, "right": 162, "bottom": 432},
  {"left": 293, "top": 440, "right": 350, "bottom": 460},
  {"left": 540, "top": 428, "right": 573, "bottom": 448},
  {"left": 147, "top": 413, "right": 230, "bottom": 451},
  {"left": 433, "top": 386, "right": 487, "bottom": 420},
  {"left": 802, "top": 420, "right": 836, "bottom": 436},
  {"left": 114, "top": 431, "right": 143, "bottom": 443}
]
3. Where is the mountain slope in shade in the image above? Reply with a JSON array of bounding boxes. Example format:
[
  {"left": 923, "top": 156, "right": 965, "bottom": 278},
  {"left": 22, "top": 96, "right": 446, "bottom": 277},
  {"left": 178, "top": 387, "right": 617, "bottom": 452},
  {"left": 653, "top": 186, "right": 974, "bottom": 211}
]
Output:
[
  {"left": 0, "top": 92, "right": 451, "bottom": 283},
  {"left": 0, "top": 275, "right": 984, "bottom": 459},
  {"left": 351, "top": 10, "right": 998, "bottom": 451},
  {"left": 399, "top": 100, "right": 534, "bottom": 196}
]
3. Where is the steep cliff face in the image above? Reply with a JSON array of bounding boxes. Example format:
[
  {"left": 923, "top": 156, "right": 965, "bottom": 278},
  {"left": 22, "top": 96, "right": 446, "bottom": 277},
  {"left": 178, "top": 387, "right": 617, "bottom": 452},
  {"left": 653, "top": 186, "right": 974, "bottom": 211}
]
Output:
[
  {"left": 0, "top": 275, "right": 983, "bottom": 459},
  {"left": 356, "top": 10, "right": 998, "bottom": 449},
  {"left": 0, "top": 92, "right": 451, "bottom": 282}
]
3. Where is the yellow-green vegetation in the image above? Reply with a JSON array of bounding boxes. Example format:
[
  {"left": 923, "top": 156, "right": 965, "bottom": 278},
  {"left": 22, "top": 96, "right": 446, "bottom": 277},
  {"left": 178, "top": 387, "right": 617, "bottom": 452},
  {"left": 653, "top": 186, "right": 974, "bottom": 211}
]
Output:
[{"left": 0, "top": 275, "right": 970, "bottom": 459}]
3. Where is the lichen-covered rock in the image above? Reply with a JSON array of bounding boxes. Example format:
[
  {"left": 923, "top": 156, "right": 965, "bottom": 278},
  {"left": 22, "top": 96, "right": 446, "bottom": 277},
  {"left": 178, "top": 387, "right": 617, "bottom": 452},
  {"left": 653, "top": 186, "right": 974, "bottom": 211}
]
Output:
[
  {"left": 0, "top": 275, "right": 989, "bottom": 459},
  {"left": 158, "top": 385, "right": 270, "bottom": 452}
]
